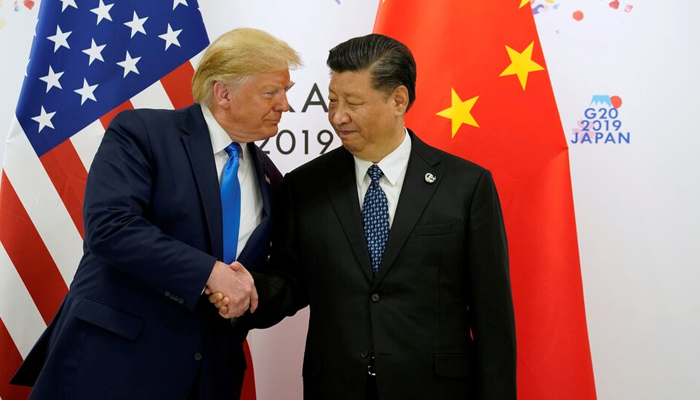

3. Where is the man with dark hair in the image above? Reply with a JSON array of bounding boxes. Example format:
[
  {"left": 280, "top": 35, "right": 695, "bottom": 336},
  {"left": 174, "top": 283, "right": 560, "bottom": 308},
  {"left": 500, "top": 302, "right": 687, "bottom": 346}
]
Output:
[{"left": 215, "top": 33, "right": 516, "bottom": 400}]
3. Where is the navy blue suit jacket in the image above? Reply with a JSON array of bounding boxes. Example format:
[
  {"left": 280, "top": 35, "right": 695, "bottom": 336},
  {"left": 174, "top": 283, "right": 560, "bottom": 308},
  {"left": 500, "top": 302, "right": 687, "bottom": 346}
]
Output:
[{"left": 11, "top": 104, "right": 282, "bottom": 400}]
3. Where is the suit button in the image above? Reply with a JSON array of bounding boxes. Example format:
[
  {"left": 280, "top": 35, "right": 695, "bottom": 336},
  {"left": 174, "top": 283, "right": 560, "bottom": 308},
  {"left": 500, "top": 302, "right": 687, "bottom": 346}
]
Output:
[
  {"left": 370, "top": 293, "right": 380, "bottom": 303},
  {"left": 360, "top": 350, "right": 369, "bottom": 359},
  {"left": 179, "top": 298, "right": 185, "bottom": 304},
  {"left": 194, "top": 352, "right": 203, "bottom": 361},
  {"left": 165, "top": 291, "right": 171, "bottom": 297},
  {"left": 173, "top": 295, "right": 179, "bottom": 301}
]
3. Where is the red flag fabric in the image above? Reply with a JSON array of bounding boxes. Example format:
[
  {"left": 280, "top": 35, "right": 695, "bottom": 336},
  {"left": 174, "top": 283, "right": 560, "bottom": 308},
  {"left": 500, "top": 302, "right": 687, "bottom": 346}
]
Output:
[{"left": 374, "top": 1, "right": 597, "bottom": 399}]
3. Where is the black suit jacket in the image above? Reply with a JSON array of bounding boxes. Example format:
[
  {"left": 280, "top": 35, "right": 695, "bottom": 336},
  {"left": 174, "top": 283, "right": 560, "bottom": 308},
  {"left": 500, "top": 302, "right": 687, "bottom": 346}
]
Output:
[
  {"left": 11, "top": 104, "right": 282, "bottom": 400},
  {"left": 256, "top": 131, "right": 516, "bottom": 400}
]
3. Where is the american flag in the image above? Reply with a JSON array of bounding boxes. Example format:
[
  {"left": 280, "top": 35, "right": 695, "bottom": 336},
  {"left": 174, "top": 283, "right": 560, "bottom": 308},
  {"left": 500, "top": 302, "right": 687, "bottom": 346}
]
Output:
[{"left": 0, "top": 0, "right": 210, "bottom": 399}]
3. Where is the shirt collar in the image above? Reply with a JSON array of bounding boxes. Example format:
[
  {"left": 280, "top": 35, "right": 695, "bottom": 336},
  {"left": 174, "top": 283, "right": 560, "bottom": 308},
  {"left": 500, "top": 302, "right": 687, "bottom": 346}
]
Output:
[
  {"left": 201, "top": 103, "right": 250, "bottom": 162},
  {"left": 354, "top": 128, "right": 411, "bottom": 187}
]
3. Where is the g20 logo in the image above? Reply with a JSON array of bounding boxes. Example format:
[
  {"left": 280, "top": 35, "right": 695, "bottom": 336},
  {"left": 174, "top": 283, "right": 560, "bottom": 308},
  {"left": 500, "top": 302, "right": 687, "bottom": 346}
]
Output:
[{"left": 571, "top": 95, "right": 631, "bottom": 145}]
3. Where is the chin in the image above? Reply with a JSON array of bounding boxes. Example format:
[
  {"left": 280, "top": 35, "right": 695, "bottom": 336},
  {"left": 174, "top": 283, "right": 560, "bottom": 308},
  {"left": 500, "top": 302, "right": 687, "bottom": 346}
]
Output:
[
  {"left": 263, "top": 127, "right": 280, "bottom": 138},
  {"left": 339, "top": 139, "right": 359, "bottom": 153}
]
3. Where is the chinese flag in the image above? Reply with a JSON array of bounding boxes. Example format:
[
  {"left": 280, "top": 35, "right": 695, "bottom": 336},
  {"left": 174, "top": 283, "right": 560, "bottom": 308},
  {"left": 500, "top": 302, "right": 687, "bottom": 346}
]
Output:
[{"left": 374, "top": 1, "right": 597, "bottom": 399}]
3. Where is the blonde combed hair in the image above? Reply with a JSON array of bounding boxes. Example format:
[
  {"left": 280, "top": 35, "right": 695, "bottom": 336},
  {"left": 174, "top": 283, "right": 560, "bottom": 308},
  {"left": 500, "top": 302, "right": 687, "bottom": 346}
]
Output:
[{"left": 192, "top": 28, "right": 302, "bottom": 104}]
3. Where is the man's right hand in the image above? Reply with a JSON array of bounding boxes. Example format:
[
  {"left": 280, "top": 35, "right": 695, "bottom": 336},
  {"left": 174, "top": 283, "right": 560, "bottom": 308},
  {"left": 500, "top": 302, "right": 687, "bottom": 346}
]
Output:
[
  {"left": 205, "top": 261, "right": 258, "bottom": 318},
  {"left": 207, "top": 291, "right": 231, "bottom": 316}
]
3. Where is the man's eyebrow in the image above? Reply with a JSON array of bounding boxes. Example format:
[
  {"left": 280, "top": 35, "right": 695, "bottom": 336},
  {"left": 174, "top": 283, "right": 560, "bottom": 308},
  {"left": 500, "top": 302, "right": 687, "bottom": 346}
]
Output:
[{"left": 328, "top": 87, "right": 361, "bottom": 98}]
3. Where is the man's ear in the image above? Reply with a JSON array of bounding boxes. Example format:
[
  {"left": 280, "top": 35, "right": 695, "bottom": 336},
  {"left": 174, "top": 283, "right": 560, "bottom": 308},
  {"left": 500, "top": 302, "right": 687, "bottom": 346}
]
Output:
[
  {"left": 392, "top": 85, "right": 409, "bottom": 115},
  {"left": 212, "top": 81, "right": 231, "bottom": 109}
]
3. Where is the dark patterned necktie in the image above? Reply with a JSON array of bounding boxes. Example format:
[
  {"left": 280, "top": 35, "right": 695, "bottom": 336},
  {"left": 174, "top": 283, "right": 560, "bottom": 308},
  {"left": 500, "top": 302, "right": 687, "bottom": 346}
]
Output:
[
  {"left": 221, "top": 142, "right": 242, "bottom": 264},
  {"left": 362, "top": 164, "right": 389, "bottom": 274}
]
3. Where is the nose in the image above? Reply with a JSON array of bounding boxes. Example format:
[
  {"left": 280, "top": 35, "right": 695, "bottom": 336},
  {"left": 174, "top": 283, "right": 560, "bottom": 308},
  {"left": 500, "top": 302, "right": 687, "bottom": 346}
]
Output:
[
  {"left": 330, "top": 106, "right": 350, "bottom": 126},
  {"left": 274, "top": 92, "right": 290, "bottom": 112}
]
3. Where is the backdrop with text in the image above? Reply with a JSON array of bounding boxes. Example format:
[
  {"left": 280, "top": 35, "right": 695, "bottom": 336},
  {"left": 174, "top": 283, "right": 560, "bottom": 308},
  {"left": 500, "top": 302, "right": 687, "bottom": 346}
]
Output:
[{"left": 1, "top": 1, "right": 698, "bottom": 400}]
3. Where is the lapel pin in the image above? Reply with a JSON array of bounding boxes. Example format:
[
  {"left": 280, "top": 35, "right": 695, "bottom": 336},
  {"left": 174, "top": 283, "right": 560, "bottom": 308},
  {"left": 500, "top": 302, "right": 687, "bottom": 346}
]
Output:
[
  {"left": 424, "top": 172, "right": 436, "bottom": 184},
  {"left": 264, "top": 174, "right": 271, "bottom": 184}
]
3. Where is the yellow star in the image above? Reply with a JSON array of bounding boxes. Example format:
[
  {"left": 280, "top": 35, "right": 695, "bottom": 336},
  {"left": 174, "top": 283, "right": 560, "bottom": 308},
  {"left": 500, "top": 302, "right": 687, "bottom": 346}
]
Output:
[
  {"left": 519, "top": 0, "right": 530, "bottom": 8},
  {"left": 436, "top": 89, "right": 479, "bottom": 138},
  {"left": 499, "top": 41, "right": 544, "bottom": 90}
]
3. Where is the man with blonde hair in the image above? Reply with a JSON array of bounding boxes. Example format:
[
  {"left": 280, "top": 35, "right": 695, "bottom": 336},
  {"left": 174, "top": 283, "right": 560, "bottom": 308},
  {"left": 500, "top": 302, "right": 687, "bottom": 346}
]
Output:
[{"left": 11, "top": 28, "right": 301, "bottom": 400}]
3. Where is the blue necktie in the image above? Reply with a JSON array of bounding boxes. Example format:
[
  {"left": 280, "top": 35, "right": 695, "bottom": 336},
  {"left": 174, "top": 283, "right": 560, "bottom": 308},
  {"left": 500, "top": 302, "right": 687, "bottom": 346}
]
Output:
[
  {"left": 362, "top": 164, "right": 390, "bottom": 274},
  {"left": 221, "top": 143, "right": 242, "bottom": 264}
]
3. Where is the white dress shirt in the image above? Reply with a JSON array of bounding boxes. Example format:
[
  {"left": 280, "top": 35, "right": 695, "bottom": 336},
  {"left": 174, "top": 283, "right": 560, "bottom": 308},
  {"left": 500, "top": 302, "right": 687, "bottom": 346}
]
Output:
[
  {"left": 201, "top": 104, "right": 263, "bottom": 260},
  {"left": 354, "top": 129, "right": 412, "bottom": 228}
]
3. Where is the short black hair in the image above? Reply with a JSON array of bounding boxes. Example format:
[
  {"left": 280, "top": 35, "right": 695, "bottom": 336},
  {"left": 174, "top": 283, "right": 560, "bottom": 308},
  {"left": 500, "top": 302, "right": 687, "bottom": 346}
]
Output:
[{"left": 327, "top": 34, "right": 416, "bottom": 111}]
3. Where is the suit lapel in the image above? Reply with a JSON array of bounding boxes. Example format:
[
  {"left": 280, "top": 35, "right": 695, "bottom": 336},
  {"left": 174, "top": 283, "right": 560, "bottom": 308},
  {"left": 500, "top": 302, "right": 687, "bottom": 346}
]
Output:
[
  {"left": 248, "top": 145, "right": 272, "bottom": 219},
  {"left": 180, "top": 104, "right": 224, "bottom": 260},
  {"left": 373, "top": 132, "right": 443, "bottom": 288},
  {"left": 237, "top": 144, "right": 272, "bottom": 266},
  {"left": 323, "top": 149, "right": 374, "bottom": 283}
]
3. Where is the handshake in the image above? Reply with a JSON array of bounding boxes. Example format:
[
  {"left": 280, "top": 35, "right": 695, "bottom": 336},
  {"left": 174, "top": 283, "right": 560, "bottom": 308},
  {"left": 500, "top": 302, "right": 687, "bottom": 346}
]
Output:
[{"left": 204, "top": 260, "right": 256, "bottom": 319}]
